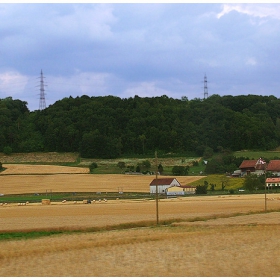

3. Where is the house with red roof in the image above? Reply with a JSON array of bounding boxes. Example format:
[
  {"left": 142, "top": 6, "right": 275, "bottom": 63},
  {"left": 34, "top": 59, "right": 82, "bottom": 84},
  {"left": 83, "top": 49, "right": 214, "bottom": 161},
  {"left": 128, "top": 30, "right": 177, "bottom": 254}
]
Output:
[
  {"left": 265, "top": 177, "right": 280, "bottom": 190},
  {"left": 239, "top": 159, "right": 266, "bottom": 176},
  {"left": 149, "top": 178, "right": 180, "bottom": 194},
  {"left": 266, "top": 160, "right": 280, "bottom": 176}
]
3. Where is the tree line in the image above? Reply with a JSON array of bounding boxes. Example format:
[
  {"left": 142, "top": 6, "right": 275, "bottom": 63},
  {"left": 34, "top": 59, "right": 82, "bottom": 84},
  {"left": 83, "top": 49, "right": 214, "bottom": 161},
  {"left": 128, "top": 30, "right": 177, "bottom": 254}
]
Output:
[{"left": 1, "top": 94, "right": 280, "bottom": 158}]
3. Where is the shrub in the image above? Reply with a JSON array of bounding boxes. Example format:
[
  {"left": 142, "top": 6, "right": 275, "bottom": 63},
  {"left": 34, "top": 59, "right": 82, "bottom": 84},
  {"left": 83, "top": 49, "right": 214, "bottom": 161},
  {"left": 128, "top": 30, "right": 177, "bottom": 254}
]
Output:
[
  {"left": 89, "top": 162, "right": 98, "bottom": 173},
  {"left": 229, "top": 189, "right": 234, "bottom": 194},
  {"left": 172, "top": 166, "right": 189, "bottom": 176},
  {"left": 3, "top": 146, "right": 12, "bottom": 155},
  {"left": 117, "top": 162, "right": 126, "bottom": 169},
  {"left": 195, "top": 185, "right": 207, "bottom": 194}
]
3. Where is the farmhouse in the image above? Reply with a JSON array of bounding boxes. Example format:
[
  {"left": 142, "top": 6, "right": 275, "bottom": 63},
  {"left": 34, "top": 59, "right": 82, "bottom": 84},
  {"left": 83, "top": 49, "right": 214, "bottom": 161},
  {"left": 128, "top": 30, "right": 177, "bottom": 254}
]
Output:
[
  {"left": 150, "top": 178, "right": 180, "bottom": 194},
  {"left": 265, "top": 177, "right": 280, "bottom": 190},
  {"left": 266, "top": 160, "right": 280, "bottom": 176},
  {"left": 166, "top": 185, "right": 196, "bottom": 196},
  {"left": 239, "top": 159, "right": 266, "bottom": 176}
]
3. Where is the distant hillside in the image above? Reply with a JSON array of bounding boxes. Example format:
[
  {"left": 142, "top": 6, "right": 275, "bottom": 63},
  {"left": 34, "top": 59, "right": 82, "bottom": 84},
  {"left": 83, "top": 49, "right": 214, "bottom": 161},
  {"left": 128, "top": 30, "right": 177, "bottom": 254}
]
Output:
[{"left": 1, "top": 94, "right": 280, "bottom": 158}]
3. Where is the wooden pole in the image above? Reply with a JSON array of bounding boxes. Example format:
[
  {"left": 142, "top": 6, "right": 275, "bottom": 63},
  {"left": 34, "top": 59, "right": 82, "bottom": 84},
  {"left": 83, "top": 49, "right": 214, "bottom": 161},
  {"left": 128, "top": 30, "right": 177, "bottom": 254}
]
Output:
[
  {"left": 264, "top": 169, "right": 267, "bottom": 212},
  {"left": 155, "top": 151, "right": 159, "bottom": 224}
]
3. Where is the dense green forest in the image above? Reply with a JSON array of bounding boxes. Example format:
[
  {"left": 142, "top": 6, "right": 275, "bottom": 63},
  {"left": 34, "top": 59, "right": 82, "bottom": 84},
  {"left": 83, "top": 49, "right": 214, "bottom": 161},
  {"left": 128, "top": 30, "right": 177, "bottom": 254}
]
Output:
[{"left": 1, "top": 94, "right": 280, "bottom": 158}]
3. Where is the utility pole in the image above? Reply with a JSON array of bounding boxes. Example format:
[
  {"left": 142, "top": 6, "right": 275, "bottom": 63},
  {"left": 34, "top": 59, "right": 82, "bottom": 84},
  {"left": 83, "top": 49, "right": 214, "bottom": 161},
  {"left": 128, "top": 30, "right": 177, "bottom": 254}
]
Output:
[
  {"left": 203, "top": 74, "right": 208, "bottom": 99},
  {"left": 155, "top": 150, "right": 159, "bottom": 225},
  {"left": 39, "top": 70, "right": 46, "bottom": 110}
]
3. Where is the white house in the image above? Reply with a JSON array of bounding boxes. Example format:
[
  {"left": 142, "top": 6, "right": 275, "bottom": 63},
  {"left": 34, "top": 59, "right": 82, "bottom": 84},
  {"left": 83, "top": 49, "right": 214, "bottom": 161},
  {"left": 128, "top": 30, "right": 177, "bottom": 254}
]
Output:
[
  {"left": 149, "top": 178, "right": 180, "bottom": 194},
  {"left": 266, "top": 177, "right": 280, "bottom": 190}
]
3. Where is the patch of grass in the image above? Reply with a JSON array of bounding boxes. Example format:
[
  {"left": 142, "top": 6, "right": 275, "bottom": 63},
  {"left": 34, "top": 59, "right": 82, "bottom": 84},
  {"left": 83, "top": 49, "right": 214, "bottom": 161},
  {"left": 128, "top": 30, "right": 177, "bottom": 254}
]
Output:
[
  {"left": 233, "top": 150, "right": 280, "bottom": 160},
  {"left": 193, "top": 175, "right": 244, "bottom": 191}
]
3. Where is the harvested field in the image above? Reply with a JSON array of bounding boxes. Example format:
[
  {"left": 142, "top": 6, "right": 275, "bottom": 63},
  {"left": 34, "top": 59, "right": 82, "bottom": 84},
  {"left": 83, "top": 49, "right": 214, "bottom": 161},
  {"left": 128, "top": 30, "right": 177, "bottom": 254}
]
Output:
[
  {"left": 1, "top": 163, "right": 280, "bottom": 277},
  {"left": 1, "top": 194, "right": 280, "bottom": 232},
  {"left": 0, "top": 164, "right": 204, "bottom": 194},
  {"left": 0, "top": 152, "right": 79, "bottom": 163},
  {"left": 1, "top": 197, "right": 280, "bottom": 276},
  {"left": 1, "top": 164, "right": 88, "bottom": 175}
]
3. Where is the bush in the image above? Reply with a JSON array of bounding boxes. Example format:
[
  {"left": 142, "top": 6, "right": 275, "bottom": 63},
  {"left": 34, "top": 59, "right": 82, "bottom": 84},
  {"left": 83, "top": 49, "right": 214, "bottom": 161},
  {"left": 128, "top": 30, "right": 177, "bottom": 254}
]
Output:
[
  {"left": 117, "top": 162, "right": 126, "bottom": 169},
  {"left": 195, "top": 185, "right": 207, "bottom": 194},
  {"left": 3, "top": 146, "right": 12, "bottom": 155},
  {"left": 172, "top": 166, "right": 189, "bottom": 176},
  {"left": 229, "top": 189, "right": 234, "bottom": 194},
  {"left": 89, "top": 162, "right": 98, "bottom": 173}
]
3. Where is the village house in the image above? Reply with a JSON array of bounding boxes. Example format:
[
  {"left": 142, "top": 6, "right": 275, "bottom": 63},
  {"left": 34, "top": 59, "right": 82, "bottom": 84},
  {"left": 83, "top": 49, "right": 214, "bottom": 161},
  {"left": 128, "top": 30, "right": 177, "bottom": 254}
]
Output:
[
  {"left": 149, "top": 178, "right": 180, "bottom": 194},
  {"left": 266, "top": 160, "right": 280, "bottom": 176},
  {"left": 239, "top": 159, "right": 266, "bottom": 176},
  {"left": 265, "top": 177, "right": 280, "bottom": 191}
]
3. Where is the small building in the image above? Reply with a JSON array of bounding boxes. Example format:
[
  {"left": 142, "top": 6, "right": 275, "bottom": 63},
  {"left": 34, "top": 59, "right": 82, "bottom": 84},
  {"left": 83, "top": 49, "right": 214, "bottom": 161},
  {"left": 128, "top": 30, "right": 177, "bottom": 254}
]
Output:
[
  {"left": 239, "top": 159, "right": 266, "bottom": 176},
  {"left": 266, "top": 177, "right": 280, "bottom": 190},
  {"left": 150, "top": 178, "right": 180, "bottom": 194},
  {"left": 166, "top": 186, "right": 185, "bottom": 196},
  {"left": 266, "top": 160, "right": 280, "bottom": 176},
  {"left": 166, "top": 185, "right": 196, "bottom": 196}
]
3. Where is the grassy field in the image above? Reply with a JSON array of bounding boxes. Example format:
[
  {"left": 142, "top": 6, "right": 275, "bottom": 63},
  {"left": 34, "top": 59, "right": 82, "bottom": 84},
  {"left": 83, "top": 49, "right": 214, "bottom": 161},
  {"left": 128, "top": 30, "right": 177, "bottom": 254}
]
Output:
[{"left": 233, "top": 150, "right": 280, "bottom": 159}]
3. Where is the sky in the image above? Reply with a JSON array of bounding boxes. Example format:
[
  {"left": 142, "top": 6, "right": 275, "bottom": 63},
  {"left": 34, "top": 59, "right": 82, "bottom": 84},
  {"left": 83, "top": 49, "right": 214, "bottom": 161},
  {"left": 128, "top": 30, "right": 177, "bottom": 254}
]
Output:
[{"left": 1, "top": 3, "right": 280, "bottom": 111}]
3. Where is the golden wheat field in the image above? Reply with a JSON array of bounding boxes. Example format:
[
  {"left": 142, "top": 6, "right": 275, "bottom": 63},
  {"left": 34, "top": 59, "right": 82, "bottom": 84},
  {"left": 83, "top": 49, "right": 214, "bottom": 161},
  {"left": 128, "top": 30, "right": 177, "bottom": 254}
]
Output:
[
  {"left": 0, "top": 164, "right": 204, "bottom": 194},
  {"left": 1, "top": 163, "right": 280, "bottom": 276}
]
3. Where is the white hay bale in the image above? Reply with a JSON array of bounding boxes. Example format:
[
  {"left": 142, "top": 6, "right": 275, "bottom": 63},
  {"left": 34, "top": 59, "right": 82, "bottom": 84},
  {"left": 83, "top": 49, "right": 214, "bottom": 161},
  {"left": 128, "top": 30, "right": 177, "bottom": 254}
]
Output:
[
  {"left": 104, "top": 198, "right": 107, "bottom": 202},
  {"left": 0, "top": 203, "right": 3, "bottom": 206},
  {"left": 98, "top": 199, "right": 102, "bottom": 202},
  {"left": 91, "top": 200, "right": 96, "bottom": 203},
  {"left": 73, "top": 201, "right": 77, "bottom": 204},
  {"left": 83, "top": 199, "right": 88, "bottom": 204},
  {"left": 62, "top": 200, "right": 67, "bottom": 203},
  {"left": 18, "top": 203, "right": 21, "bottom": 206}
]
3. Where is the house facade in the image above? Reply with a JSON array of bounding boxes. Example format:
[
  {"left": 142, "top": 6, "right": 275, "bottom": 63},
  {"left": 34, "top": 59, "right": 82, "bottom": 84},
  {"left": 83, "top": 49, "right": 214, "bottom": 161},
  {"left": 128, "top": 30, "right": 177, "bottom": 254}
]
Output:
[{"left": 149, "top": 178, "right": 180, "bottom": 194}]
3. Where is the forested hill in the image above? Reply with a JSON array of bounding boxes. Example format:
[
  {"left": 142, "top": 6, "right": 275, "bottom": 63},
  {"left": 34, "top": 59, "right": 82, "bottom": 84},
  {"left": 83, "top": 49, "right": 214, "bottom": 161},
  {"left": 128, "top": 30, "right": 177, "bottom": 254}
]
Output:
[{"left": 1, "top": 94, "right": 280, "bottom": 158}]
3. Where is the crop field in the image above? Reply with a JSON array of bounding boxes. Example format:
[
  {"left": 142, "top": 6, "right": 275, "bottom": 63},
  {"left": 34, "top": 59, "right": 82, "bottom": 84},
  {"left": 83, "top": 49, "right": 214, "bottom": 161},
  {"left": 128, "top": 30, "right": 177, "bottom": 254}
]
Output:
[
  {"left": 1, "top": 161, "right": 280, "bottom": 276},
  {"left": 0, "top": 164, "right": 204, "bottom": 195}
]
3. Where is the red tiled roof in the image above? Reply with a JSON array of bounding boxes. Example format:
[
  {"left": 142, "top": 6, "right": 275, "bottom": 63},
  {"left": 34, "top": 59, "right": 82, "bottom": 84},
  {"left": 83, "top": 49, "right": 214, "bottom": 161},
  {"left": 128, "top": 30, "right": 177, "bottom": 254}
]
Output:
[
  {"left": 150, "top": 178, "right": 179, "bottom": 186},
  {"left": 239, "top": 160, "right": 258, "bottom": 169},
  {"left": 266, "top": 160, "right": 280, "bottom": 172},
  {"left": 239, "top": 160, "right": 266, "bottom": 170},
  {"left": 266, "top": 177, "right": 280, "bottom": 183}
]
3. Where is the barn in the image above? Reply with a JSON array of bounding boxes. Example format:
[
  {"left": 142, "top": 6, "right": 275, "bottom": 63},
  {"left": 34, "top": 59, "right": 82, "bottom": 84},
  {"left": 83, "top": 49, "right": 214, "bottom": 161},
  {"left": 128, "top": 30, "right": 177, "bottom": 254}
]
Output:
[{"left": 149, "top": 178, "right": 180, "bottom": 194}]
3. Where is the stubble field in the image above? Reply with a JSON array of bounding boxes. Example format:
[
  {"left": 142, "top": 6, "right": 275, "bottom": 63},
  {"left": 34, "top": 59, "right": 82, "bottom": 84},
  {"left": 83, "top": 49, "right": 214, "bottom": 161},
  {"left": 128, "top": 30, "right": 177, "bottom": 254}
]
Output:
[{"left": 1, "top": 163, "right": 280, "bottom": 276}]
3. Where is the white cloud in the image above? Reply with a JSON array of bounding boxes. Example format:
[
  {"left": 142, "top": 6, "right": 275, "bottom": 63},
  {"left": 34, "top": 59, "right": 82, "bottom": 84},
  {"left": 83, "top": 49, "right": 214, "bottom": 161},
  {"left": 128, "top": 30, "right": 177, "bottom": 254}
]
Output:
[
  {"left": 46, "top": 4, "right": 117, "bottom": 41},
  {"left": 123, "top": 81, "right": 172, "bottom": 98},
  {"left": 0, "top": 71, "right": 29, "bottom": 98},
  {"left": 217, "top": 4, "right": 280, "bottom": 20},
  {"left": 246, "top": 57, "right": 257, "bottom": 66}
]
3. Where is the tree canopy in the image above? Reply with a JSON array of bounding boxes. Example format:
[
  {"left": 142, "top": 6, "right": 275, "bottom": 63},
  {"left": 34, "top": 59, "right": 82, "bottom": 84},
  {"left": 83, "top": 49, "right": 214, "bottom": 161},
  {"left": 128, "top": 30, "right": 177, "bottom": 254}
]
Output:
[{"left": 1, "top": 94, "right": 280, "bottom": 158}]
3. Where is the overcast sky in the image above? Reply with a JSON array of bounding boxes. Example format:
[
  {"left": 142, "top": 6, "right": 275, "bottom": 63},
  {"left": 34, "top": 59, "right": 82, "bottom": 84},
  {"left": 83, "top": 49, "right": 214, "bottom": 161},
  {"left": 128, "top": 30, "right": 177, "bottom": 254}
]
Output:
[{"left": 1, "top": 3, "right": 280, "bottom": 111}]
